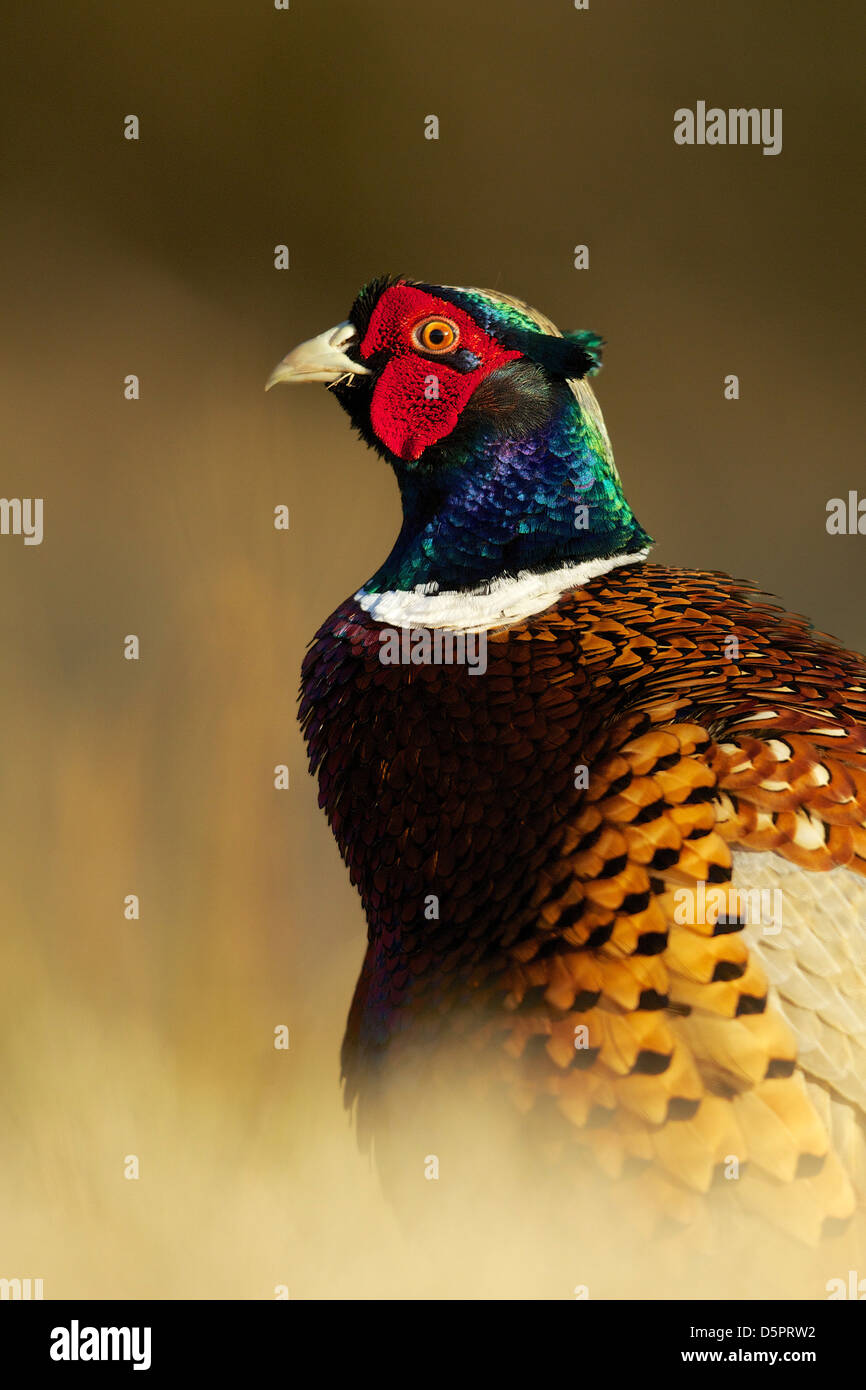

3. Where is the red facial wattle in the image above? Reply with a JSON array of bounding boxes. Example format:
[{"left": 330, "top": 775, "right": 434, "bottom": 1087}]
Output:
[{"left": 359, "top": 285, "right": 522, "bottom": 462}]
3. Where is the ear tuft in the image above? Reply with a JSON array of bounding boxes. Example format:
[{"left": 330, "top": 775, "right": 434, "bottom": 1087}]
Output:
[
  {"left": 562, "top": 330, "right": 604, "bottom": 375},
  {"left": 499, "top": 327, "right": 604, "bottom": 379}
]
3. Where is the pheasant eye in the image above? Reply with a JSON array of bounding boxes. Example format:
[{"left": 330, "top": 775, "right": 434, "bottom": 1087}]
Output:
[{"left": 412, "top": 317, "right": 460, "bottom": 354}]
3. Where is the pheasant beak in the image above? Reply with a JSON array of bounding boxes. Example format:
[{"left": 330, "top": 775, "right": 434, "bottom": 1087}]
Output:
[{"left": 265, "top": 321, "right": 371, "bottom": 389}]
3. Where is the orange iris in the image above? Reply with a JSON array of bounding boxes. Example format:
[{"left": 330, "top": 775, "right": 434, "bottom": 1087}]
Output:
[{"left": 412, "top": 317, "right": 460, "bottom": 353}]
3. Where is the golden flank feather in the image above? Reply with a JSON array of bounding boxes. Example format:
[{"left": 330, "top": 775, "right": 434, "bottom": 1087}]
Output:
[{"left": 472, "top": 576, "right": 866, "bottom": 1243}]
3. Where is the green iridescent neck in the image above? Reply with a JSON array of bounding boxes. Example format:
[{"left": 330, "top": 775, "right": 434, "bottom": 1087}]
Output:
[{"left": 365, "top": 377, "right": 651, "bottom": 595}]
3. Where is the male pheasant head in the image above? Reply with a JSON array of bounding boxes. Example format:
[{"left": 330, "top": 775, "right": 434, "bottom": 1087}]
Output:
[{"left": 268, "top": 276, "right": 652, "bottom": 621}]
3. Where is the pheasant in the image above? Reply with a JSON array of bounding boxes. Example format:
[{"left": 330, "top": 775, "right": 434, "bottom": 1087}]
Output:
[{"left": 268, "top": 276, "right": 866, "bottom": 1251}]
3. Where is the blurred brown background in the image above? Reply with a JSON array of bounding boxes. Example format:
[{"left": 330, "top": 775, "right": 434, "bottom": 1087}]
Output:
[{"left": 0, "top": 0, "right": 863, "bottom": 1298}]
